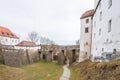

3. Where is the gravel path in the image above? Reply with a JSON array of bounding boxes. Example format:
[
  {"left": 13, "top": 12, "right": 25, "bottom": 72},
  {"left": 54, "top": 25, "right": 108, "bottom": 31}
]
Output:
[{"left": 60, "top": 64, "right": 70, "bottom": 80}]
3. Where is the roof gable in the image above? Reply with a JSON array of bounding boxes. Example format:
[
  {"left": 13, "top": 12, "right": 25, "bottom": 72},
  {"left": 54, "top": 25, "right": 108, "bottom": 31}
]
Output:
[
  {"left": 81, "top": 9, "right": 94, "bottom": 19},
  {"left": 16, "top": 41, "right": 36, "bottom": 47}
]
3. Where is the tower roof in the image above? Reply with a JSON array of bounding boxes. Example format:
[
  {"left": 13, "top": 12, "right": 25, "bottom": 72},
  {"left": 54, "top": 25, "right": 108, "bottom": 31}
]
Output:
[{"left": 80, "top": 9, "right": 94, "bottom": 19}]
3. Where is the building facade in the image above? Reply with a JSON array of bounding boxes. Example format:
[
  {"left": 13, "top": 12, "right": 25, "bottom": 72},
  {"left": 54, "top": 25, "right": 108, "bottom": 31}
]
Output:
[
  {"left": 79, "top": 10, "right": 94, "bottom": 62},
  {"left": 91, "top": 0, "right": 120, "bottom": 61},
  {"left": 0, "top": 26, "right": 19, "bottom": 45}
]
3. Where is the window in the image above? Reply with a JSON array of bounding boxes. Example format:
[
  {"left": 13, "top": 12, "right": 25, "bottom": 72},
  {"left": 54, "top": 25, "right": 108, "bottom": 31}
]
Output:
[
  {"left": 15, "top": 40, "right": 17, "bottom": 43},
  {"left": 113, "top": 49, "right": 116, "bottom": 54},
  {"left": 102, "top": 48, "right": 104, "bottom": 52},
  {"left": 108, "top": 0, "right": 112, "bottom": 8},
  {"left": 96, "top": 48, "right": 97, "bottom": 50},
  {"left": 99, "top": 28, "right": 101, "bottom": 35},
  {"left": 85, "top": 42, "right": 88, "bottom": 45},
  {"left": 108, "top": 20, "right": 112, "bottom": 32},
  {"left": 94, "top": 21, "right": 96, "bottom": 27},
  {"left": 100, "top": 11, "right": 102, "bottom": 21},
  {"left": 6, "top": 39, "right": 8, "bottom": 42},
  {"left": 86, "top": 19, "right": 89, "bottom": 23},
  {"left": 85, "top": 27, "right": 89, "bottom": 33}
]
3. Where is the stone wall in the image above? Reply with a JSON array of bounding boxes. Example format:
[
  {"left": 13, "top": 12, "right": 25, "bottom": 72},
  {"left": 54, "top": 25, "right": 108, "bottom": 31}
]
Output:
[
  {"left": 27, "top": 49, "right": 39, "bottom": 64},
  {"left": 1, "top": 49, "right": 40, "bottom": 67},
  {"left": 58, "top": 51, "right": 65, "bottom": 65},
  {"left": 45, "top": 51, "right": 52, "bottom": 62},
  {"left": 0, "top": 48, "right": 4, "bottom": 64},
  {"left": 3, "top": 49, "right": 28, "bottom": 67},
  {"left": 0, "top": 46, "right": 80, "bottom": 66}
]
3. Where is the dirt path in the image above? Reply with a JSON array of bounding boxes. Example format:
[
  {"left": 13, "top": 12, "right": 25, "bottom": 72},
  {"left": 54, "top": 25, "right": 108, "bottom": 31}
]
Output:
[{"left": 60, "top": 64, "right": 70, "bottom": 80}]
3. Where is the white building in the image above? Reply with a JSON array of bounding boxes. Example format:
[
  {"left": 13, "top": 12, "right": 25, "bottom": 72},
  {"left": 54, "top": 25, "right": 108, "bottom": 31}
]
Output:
[
  {"left": 14, "top": 41, "right": 40, "bottom": 50},
  {"left": 91, "top": 0, "right": 120, "bottom": 61},
  {"left": 79, "top": 10, "right": 94, "bottom": 62},
  {"left": 0, "top": 26, "right": 19, "bottom": 45}
]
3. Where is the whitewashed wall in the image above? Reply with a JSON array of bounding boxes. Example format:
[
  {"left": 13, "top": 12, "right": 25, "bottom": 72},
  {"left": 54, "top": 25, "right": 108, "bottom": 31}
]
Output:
[
  {"left": 10, "top": 38, "right": 19, "bottom": 45},
  {"left": 79, "top": 16, "right": 92, "bottom": 62},
  {"left": 14, "top": 46, "right": 41, "bottom": 50},
  {"left": 0, "top": 36, "right": 19, "bottom": 45},
  {"left": 92, "top": 0, "right": 120, "bottom": 58}
]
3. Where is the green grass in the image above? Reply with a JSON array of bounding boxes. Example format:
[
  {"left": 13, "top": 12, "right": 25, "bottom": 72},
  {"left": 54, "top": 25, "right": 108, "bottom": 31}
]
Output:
[
  {"left": 0, "top": 61, "right": 63, "bottom": 80},
  {"left": 70, "top": 60, "right": 120, "bottom": 80},
  {"left": 0, "top": 64, "right": 25, "bottom": 80}
]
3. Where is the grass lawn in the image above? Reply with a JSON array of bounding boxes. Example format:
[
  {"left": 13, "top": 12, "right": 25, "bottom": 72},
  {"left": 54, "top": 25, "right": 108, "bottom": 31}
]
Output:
[
  {"left": 0, "top": 61, "right": 63, "bottom": 80},
  {"left": 70, "top": 60, "right": 120, "bottom": 80}
]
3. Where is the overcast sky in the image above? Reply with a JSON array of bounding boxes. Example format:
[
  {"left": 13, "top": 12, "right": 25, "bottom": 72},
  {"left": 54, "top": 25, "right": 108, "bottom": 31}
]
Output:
[{"left": 0, "top": 0, "right": 94, "bottom": 45}]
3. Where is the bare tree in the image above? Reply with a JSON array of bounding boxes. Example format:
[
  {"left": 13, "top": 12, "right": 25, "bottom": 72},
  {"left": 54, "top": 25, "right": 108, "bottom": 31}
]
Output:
[
  {"left": 28, "top": 31, "right": 39, "bottom": 43},
  {"left": 39, "top": 36, "right": 55, "bottom": 45}
]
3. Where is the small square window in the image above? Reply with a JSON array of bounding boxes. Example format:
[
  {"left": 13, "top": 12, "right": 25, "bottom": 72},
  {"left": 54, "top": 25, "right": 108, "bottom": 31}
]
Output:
[
  {"left": 15, "top": 40, "right": 17, "bottom": 43},
  {"left": 6, "top": 39, "right": 8, "bottom": 42},
  {"left": 86, "top": 19, "right": 89, "bottom": 23},
  {"left": 102, "top": 48, "right": 104, "bottom": 52},
  {"left": 85, "top": 27, "right": 89, "bottom": 33},
  {"left": 85, "top": 42, "right": 88, "bottom": 45},
  {"left": 99, "top": 28, "right": 101, "bottom": 35}
]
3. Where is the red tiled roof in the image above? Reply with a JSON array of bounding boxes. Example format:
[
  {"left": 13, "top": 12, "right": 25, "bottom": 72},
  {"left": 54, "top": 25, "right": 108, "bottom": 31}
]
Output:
[
  {"left": 80, "top": 9, "right": 94, "bottom": 19},
  {"left": 16, "top": 41, "right": 36, "bottom": 47},
  {"left": 0, "top": 26, "right": 18, "bottom": 39}
]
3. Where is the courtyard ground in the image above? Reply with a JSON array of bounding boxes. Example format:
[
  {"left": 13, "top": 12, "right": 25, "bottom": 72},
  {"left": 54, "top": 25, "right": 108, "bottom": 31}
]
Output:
[
  {"left": 60, "top": 64, "right": 70, "bottom": 80},
  {"left": 0, "top": 61, "right": 63, "bottom": 80}
]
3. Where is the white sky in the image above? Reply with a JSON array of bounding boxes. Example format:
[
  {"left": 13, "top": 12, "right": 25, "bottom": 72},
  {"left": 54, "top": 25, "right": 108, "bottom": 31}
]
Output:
[{"left": 0, "top": 0, "right": 94, "bottom": 45}]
